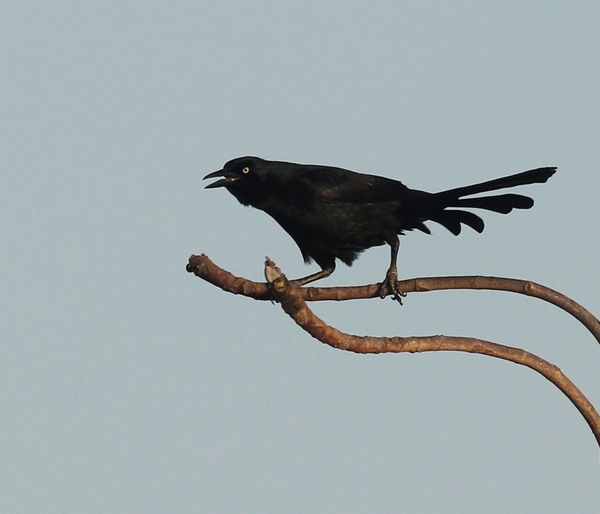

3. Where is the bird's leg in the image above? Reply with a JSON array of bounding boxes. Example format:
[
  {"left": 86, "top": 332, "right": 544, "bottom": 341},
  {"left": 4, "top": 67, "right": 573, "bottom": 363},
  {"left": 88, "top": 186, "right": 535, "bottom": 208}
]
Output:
[
  {"left": 293, "top": 263, "right": 336, "bottom": 287},
  {"left": 380, "top": 234, "right": 406, "bottom": 303}
]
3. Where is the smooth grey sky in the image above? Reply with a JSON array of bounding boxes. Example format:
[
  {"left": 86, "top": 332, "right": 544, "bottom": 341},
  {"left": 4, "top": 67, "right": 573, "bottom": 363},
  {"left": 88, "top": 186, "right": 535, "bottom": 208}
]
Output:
[{"left": 2, "top": 1, "right": 599, "bottom": 512}]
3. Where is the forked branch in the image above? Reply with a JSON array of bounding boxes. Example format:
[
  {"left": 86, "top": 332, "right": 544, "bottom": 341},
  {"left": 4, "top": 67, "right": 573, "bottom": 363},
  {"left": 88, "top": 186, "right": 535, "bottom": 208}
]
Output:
[{"left": 187, "top": 253, "right": 600, "bottom": 447}]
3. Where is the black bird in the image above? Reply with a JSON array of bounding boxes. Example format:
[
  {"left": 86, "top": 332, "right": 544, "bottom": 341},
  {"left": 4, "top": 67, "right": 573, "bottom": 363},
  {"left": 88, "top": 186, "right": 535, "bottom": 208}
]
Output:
[{"left": 204, "top": 157, "right": 555, "bottom": 300}]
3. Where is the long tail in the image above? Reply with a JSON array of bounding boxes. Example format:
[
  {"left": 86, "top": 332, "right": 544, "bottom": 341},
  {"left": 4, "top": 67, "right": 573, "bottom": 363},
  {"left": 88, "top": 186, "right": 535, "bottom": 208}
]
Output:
[
  {"left": 408, "top": 167, "right": 556, "bottom": 235},
  {"left": 436, "top": 167, "right": 556, "bottom": 199}
]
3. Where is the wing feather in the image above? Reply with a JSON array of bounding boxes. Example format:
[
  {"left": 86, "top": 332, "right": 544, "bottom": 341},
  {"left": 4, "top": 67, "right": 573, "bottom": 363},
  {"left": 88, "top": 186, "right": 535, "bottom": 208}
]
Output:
[{"left": 302, "top": 166, "right": 409, "bottom": 203}]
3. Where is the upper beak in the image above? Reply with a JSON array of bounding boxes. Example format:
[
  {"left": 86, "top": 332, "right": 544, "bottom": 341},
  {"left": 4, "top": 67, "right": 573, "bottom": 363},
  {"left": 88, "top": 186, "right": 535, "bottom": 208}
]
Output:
[{"left": 203, "top": 169, "right": 238, "bottom": 189}]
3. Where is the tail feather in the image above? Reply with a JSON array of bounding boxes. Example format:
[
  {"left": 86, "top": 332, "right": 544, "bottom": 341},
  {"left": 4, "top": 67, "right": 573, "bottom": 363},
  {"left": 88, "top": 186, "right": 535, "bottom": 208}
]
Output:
[
  {"left": 427, "top": 210, "right": 485, "bottom": 235},
  {"left": 407, "top": 167, "right": 555, "bottom": 236},
  {"left": 451, "top": 193, "right": 534, "bottom": 214},
  {"left": 437, "top": 167, "right": 556, "bottom": 200}
]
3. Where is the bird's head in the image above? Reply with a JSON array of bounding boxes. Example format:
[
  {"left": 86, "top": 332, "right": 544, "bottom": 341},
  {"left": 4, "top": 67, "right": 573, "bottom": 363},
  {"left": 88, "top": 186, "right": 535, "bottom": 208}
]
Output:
[{"left": 204, "top": 156, "right": 268, "bottom": 206}]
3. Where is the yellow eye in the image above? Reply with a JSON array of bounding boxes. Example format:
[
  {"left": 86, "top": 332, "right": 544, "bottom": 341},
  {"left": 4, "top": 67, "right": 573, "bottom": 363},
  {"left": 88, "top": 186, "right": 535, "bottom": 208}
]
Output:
[{"left": 242, "top": 166, "right": 250, "bottom": 174}]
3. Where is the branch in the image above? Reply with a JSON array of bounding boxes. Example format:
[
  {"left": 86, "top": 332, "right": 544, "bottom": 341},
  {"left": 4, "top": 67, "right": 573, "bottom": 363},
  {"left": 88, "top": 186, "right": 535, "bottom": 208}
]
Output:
[
  {"left": 187, "top": 254, "right": 600, "bottom": 346},
  {"left": 186, "top": 253, "right": 600, "bottom": 447}
]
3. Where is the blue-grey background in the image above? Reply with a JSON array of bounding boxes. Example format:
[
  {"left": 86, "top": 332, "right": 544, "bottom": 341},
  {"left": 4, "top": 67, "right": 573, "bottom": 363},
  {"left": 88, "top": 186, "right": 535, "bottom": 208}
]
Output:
[{"left": 2, "top": 1, "right": 599, "bottom": 512}]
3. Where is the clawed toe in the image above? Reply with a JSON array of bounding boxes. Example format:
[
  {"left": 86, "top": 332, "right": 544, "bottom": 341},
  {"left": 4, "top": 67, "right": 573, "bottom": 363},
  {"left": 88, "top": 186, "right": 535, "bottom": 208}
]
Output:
[{"left": 379, "top": 265, "right": 406, "bottom": 304}]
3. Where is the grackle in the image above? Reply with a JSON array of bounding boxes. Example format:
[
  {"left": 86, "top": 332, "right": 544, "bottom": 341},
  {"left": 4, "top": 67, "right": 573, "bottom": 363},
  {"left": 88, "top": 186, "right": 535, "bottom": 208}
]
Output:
[{"left": 204, "top": 157, "right": 555, "bottom": 301}]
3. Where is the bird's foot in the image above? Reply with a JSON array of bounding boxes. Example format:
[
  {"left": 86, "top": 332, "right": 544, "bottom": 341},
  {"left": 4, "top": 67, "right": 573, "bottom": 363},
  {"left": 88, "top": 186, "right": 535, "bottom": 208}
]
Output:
[{"left": 379, "top": 265, "right": 406, "bottom": 304}]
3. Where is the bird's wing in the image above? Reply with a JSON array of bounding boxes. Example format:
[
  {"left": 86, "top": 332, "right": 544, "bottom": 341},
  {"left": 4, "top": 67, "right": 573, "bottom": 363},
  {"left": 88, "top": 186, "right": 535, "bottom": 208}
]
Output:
[{"left": 303, "top": 166, "right": 410, "bottom": 203}]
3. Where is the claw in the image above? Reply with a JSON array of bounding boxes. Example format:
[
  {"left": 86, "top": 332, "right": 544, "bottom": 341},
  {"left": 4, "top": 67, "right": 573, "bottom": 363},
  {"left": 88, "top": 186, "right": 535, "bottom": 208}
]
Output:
[{"left": 379, "top": 265, "right": 406, "bottom": 304}]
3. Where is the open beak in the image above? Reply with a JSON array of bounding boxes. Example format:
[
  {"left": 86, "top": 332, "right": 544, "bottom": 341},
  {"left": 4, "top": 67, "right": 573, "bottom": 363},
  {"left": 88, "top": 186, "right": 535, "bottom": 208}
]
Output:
[{"left": 203, "top": 169, "right": 239, "bottom": 189}]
